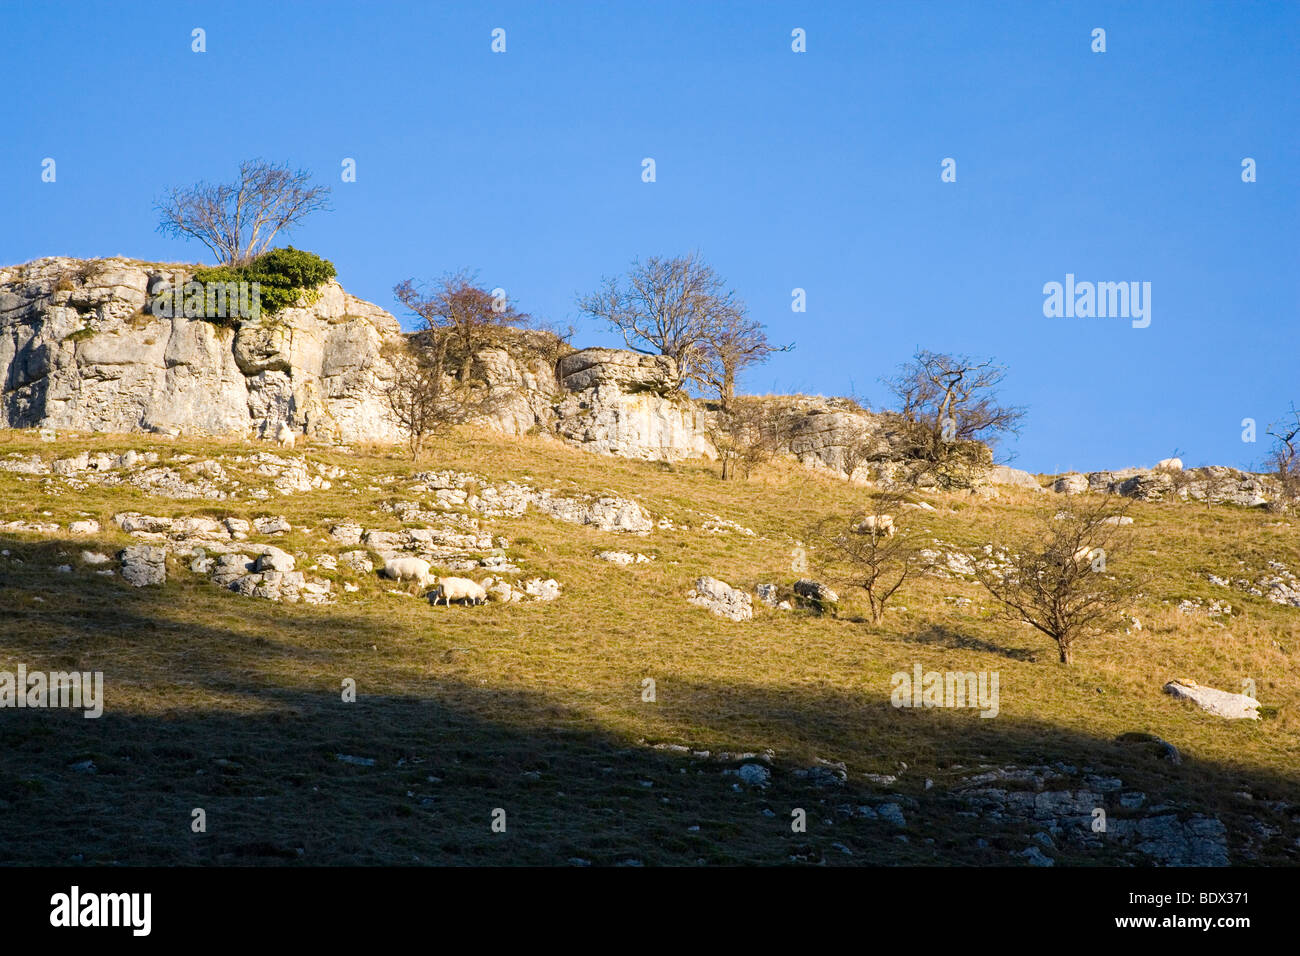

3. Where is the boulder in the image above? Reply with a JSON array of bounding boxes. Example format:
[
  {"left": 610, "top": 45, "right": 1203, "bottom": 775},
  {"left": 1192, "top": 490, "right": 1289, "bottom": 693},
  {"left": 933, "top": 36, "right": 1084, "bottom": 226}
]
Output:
[
  {"left": 253, "top": 515, "right": 291, "bottom": 535},
  {"left": 989, "top": 465, "right": 1044, "bottom": 491},
  {"left": 328, "top": 521, "right": 363, "bottom": 545},
  {"left": 794, "top": 578, "right": 839, "bottom": 606},
  {"left": 119, "top": 545, "right": 166, "bottom": 587},
  {"left": 211, "top": 553, "right": 254, "bottom": 587},
  {"left": 522, "top": 578, "right": 562, "bottom": 601},
  {"left": 688, "top": 576, "right": 753, "bottom": 622},
  {"left": 1163, "top": 679, "right": 1260, "bottom": 719},
  {"left": 253, "top": 547, "right": 296, "bottom": 573},
  {"left": 1052, "top": 474, "right": 1088, "bottom": 495}
]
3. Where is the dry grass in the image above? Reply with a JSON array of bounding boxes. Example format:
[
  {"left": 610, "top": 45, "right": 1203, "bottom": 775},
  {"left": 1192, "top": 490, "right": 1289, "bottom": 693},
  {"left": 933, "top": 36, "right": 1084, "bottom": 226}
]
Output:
[{"left": 0, "top": 427, "right": 1295, "bottom": 866}]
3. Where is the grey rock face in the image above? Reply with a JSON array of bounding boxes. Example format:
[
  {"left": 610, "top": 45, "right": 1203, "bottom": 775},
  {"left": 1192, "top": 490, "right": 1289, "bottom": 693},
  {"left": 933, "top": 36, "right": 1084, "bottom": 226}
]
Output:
[
  {"left": 338, "top": 550, "right": 374, "bottom": 573},
  {"left": 552, "top": 349, "right": 714, "bottom": 462},
  {"left": 0, "top": 257, "right": 404, "bottom": 442},
  {"left": 556, "top": 348, "right": 680, "bottom": 393},
  {"left": 1048, "top": 462, "right": 1276, "bottom": 507}
]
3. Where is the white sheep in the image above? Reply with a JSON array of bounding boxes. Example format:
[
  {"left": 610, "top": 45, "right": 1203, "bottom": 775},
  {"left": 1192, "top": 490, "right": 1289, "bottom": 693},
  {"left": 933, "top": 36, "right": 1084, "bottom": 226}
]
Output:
[
  {"left": 1071, "top": 545, "right": 1098, "bottom": 567},
  {"left": 853, "top": 514, "right": 896, "bottom": 537},
  {"left": 381, "top": 557, "right": 433, "bottom": 588},
  {"left": 1155, "top": 457, "right": 1183, "bottom": 472},
  {"left": 276, "top": 422, "right": 296, "bottom": 450},
  {"left": 429, "top": 575, "right": 487, "bottom": 607}
]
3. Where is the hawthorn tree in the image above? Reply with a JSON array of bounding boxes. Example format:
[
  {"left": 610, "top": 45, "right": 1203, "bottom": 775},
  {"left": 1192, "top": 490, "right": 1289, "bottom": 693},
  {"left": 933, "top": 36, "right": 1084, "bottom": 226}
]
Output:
[
  {"left": 394, "top": 272, "right": 529, "bottom": 383},
  {"left": 1266, "top": 404, "right": 1300, "bottom": 502},
  {"left": 883, "top": 350, "right": 1026, "bottom": 484},
  {"left": 156, "top": 159, "right": 331, "bottom": 264},
  {"left": 811, "top": 494, "right": 924, "bottom": 624},
  {"left": 379, "top": 336, "right": 457, "bottom": 461},
  {"left": 973, "top": 499, "right": 1137, "bottom": 665},
  {"left": 578, "top": 253, "right": 739, "bottom": 386},
  {"left": 705, "top": 398, "right": 792, "bottom": 480},
  {"left": 699, "top": 311, "right": 792, "bottom": 411}
]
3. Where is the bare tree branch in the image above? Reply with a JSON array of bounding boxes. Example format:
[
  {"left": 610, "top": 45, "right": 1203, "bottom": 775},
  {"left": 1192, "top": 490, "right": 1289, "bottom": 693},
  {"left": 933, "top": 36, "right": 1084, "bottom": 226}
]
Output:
[{"left": 156, "top": 160, "right": 331, "bottom": 264}]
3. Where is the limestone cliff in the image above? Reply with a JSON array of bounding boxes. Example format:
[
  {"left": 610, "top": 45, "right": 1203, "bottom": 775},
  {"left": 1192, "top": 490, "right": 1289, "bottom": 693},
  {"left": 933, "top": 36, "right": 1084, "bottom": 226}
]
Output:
[
  {"left": 0, "top": 257, "right": 945, "bottom": 476},
  {"left": 0, "top": 257, "right": 404, "bottom": 443}
]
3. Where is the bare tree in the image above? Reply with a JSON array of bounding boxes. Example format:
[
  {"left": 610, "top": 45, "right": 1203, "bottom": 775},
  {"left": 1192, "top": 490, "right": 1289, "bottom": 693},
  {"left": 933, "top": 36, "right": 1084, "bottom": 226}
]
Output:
[
  {"left": 1266, "top": 405, "right": 1300, "bottom": 502},
  {"left": 704, "top": 398, "right": 791, "bottom": 480},
  {"left": 973, "top": 499, "right": 1137, "bottom": 665},
  {"left": 882, "top": 350, "right": 1026, "bottom": 485},
  {"left": 577, "top": 253, "right": 741, "bottom": 385},
  {"left": 811, "top": 494, "right": 924, "bottom": 624},
  {"left": 395, "top": 273, "right": 529, "bottom": 383},
  {"left": 156, "top": 160, "right": 331, "bottom": 264},
  {"left": 699, "top": 312, "right": 792, "bottom": 411},
  {"left": 840, "top": 429, "right": 882, "bottom": 483},
  {"left": 379, "top": 335, "right": 457, "bottom": 461}
]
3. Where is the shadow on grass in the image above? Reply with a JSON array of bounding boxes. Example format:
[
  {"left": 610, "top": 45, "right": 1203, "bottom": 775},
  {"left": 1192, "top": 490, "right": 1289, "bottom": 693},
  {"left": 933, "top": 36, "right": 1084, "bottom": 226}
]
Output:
[
  {"left": 899, "top": 623, "right": 1039, "bottom": 661},
  {"left": 0, "top": 536, "right": 1296, "bottom": 866}
]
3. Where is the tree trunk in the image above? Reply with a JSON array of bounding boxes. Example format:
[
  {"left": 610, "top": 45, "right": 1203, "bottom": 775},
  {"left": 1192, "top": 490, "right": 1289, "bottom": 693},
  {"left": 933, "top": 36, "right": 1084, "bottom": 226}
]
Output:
[{"left": 1058, "top": 642, "right": 1072, "bottom": 665}]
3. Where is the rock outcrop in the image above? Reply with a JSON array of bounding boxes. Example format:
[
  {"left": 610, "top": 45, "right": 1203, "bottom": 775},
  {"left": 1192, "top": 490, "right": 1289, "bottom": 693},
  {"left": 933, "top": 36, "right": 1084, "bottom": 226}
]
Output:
[
  {"left": 10, "top": 258, "right": 1274, "bottom": 503},
  {"left": 552, "top": 348, "right": 715, "bottom": 461},
  {"left": 0, "top": 257, "right": 404, "bottom": 442},
  {"left": 1049, "top": 463, "right": 1276, "bottom": 506}
]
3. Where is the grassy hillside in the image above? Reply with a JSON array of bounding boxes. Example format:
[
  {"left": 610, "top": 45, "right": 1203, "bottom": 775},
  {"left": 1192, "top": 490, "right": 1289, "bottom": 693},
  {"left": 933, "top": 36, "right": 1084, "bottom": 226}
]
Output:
[{"left": 0, "top": 428, "right": 1296, "bottom": 866}]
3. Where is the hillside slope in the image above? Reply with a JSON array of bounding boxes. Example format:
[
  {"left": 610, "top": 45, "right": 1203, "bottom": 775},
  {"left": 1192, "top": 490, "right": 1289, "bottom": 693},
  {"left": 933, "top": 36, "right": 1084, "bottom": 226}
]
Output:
[{"left": 0, "top": 426, "right": 1296, "bottom": 866}]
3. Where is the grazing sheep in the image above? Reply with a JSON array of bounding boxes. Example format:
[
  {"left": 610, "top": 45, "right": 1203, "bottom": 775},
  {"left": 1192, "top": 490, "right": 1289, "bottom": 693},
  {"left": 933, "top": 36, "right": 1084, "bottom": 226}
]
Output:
[
  {"left": 381, "top": 557, "right": 433, "bottom": 589},
  {"left": 276, "top": 422, "right": 296, "bottom": 450},
  {"left": 429, "top": 575, "right": 488, "bottom": 607},
  {"left": 1155, "top": 457, "right": 1183, "bottom": 472},
  {"left": 1071, "top": 545, "right": 1098, "bottom": 567},
  {"left": 852, "top": 514, "right": 896, "bottom": 537}
]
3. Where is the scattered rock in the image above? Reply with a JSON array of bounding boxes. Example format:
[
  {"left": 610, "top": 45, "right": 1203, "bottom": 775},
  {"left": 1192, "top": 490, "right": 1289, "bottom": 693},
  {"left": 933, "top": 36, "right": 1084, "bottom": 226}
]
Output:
[
  {"left": 338, "top": 550, "right": 374, "bottom": 574},
  {"left": 253, "top": 515, "right": 291, "bottom": 535},
  {"left": 522, "top": 578, "right": 561, "bottom": 601},
  {"left": 687, "top": 576, "right": 753, "bottom": 621}
]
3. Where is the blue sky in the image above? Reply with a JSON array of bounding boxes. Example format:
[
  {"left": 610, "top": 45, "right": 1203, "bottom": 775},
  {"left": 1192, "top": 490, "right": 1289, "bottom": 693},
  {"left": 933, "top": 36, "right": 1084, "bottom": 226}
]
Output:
[{"left": 3, "top": 1, "right": 1296, "bottom": 473}]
